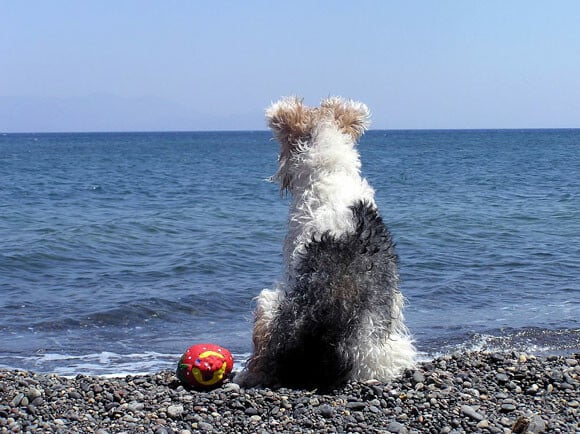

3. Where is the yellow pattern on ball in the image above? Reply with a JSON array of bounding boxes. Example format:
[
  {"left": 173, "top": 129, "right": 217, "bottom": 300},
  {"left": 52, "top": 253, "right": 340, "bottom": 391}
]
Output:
[{"left": 192, "top": 350, "right": 227, "bottom": 386}]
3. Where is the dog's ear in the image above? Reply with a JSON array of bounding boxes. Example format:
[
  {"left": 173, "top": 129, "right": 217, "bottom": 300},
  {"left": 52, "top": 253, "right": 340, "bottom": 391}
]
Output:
[
  {"left": 321, "top": 97, "right": 370, "bottom": 141},
  {"left": 266, "top": 96, "right": 314, "bottom": 146},
  {"left": 267, "top": 97, "right": 315, "bottom": 192}
]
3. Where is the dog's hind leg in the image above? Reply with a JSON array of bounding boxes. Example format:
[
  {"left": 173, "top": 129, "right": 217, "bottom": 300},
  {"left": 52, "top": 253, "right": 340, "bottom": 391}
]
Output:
[
  {"left": 350, "top": 293, "right": 416, "bottom": 382},
  {"left": 235, "top": 287, "right": 284, "bottom": 386}
]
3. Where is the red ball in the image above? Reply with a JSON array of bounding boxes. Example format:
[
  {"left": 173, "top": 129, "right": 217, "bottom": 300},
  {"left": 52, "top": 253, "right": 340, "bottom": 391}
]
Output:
[{"left": 176, "top": 343, "right": 234, "bottom": 389}]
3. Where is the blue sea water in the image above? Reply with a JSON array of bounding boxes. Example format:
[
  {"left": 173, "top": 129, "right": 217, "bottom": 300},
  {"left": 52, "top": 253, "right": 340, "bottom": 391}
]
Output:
[{"left": 0, "top": 129, "right": 579, "bottom": 376}]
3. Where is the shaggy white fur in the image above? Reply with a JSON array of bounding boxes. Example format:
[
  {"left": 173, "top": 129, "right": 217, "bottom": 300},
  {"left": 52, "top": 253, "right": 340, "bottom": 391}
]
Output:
[
  {"left": 236, "top": 96, "right": 415, "bottom": 389},
  {"left": 281, "top": 123, "right": 376, "bottom": 279}
]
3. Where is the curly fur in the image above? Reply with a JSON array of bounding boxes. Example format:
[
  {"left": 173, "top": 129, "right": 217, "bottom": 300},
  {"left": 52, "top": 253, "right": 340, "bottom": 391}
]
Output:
[{"left": 236, "top": 96, "right": 415, "bottom": 390}]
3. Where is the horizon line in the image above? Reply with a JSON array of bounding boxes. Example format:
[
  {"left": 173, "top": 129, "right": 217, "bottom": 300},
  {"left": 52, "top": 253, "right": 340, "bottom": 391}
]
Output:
[{"left": 2, "top": 127, "right": 580, "bottom": 135}]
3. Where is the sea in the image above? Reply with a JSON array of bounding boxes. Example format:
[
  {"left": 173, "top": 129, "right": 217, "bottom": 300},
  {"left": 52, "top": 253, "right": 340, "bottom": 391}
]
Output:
[{"left": 1, "top": 129, "right": 579, "bottom": 376}]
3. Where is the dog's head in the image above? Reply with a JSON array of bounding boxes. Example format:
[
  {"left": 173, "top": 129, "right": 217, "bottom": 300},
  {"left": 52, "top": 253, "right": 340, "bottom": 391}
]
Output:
[{"left": 266, "top": 96, "right": 370, "bottom": 192}]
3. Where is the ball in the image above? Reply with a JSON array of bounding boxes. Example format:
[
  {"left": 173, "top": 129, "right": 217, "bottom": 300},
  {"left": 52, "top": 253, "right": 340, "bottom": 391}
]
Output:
[{"left": 176, "top": 343, "right": 234, "bottom": 389}]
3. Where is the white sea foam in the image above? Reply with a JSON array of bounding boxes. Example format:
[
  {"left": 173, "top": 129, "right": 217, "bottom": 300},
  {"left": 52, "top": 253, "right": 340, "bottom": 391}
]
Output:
[
  {"left": 0, "top": 350, "right": 251, "bottom": 377},
  {"left": 420, "top": 328, "right": 580, "bottom": 362}
]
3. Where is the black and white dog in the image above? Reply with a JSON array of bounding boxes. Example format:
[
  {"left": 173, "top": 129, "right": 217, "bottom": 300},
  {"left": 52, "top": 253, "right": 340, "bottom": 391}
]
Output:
[{"left": 236, "top": 97, "right": 415, "bottom": 389}]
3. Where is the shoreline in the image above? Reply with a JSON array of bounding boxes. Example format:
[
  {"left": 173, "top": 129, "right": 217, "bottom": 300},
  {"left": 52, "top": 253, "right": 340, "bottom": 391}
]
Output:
[{"left": 1, "top": 351, "right": 578, "bottom": 433}]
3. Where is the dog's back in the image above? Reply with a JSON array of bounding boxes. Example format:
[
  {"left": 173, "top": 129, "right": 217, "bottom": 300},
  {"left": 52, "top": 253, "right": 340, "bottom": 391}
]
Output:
[{"left": 266, "top": 201, "right": 399, "bottom": 389}]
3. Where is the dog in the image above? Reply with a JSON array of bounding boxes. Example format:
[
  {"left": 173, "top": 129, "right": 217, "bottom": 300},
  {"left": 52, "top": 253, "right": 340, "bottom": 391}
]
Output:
[{"left": 235, "top": 96, "right": 415, "bottom": 389}]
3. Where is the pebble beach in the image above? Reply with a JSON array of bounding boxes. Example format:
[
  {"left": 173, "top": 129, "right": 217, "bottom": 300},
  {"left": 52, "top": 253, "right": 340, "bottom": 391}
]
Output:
[{"left": 1, "top": 351, "right": 579, "bottom": 433}]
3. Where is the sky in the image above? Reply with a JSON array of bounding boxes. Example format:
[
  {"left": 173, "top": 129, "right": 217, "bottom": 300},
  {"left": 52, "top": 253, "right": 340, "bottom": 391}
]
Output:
[{"left": 1, "top": 1, "right": 580, "bottom": 132}]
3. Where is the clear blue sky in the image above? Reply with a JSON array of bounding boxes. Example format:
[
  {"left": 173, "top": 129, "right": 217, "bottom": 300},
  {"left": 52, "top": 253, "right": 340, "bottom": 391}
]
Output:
[{"left": 2, "top": 1, "right": 579, "bottom": 132}]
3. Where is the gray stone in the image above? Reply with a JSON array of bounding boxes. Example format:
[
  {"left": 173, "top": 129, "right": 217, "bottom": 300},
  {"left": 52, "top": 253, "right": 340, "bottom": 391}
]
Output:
[
  {"left": 197, "top": 422, "right": 213, "bottom": 431},
  {"left": 499, "top": 417, "right": 512, "bottom": 426},
  {"left": 526, "top": 383, "right": 540, "bottom": 394},
  {"left": 319, "top": 404, "right": 334, "bottom": 418},
  {"left": 526, "top": 415, "right": 547, "bottom": 433},
  {"left": 346, "top": 401, "right": 366, "bottom": 410},
  {"left": 25, "top": 387, "right": 42, "bottom": 400},
  {"left": 244, "top": 407, "right": 258, "bottom": 415},
  {"left": 128, "top": 401, "right": 145, "bottom": 412},
  {"left": 495, "top": 373, "right": 509, "bottom": 383},
  {"left": 10, "top": 392, "right": 25, "bottom": 407},
  {"left": 500, "top": 403, "right": 517, "bottom": 412},
  {"left": 223, "top": 382, "right": 240, "bottom": 393},
  {"left": 387, "top": 420, "right": 408, "bottom": 433},
  {"left": 461, "top": 404, "right": 484, "bottom": 421},
  {"left": 412, "top": 371, "right": 425, "bottom": 384},
  {"left": 166, "top": 404, "right": 184, "bottom": 418},
  {"left": 476, "top": 419, "right": 490, "bottom": 429},
  {"left": 308, "top": 397, "right": 320, "bottom": 406}
]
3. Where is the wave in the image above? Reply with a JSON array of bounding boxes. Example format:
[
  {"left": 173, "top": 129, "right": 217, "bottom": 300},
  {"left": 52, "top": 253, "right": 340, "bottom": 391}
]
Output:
[
  {"left": 1, "top": 327, "right": 577, "bottom": 377},
  {"left": 420, "top": 327, "right": 580, "bottom": 360},
  {"left": 0, "top": 350, "right": 250, "bottom": 377},
  {"left": 17, "top": 293, "right": 252, "bottom": 332}
]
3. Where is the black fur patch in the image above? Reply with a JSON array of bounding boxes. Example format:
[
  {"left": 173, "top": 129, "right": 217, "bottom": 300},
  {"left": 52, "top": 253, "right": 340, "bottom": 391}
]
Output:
[{"left": 265, "top": 201, "right": 399, "bottom": 389}]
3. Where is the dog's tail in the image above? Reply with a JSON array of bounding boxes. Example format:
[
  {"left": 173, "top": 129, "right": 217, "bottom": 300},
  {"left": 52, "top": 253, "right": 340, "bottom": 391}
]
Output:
[{"left": 265, "top": 200, "right": 400, "bottom": 390}]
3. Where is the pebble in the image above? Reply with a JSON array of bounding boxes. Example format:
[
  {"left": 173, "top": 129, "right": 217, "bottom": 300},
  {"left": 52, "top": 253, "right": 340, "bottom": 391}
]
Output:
[
  {"left": 476, "top": 419, "right": 489, "bottom": 429},
  {"left": 127, "top": 401, "right": 145, "bottom": 412},
  {"left": 166, "top": 404, "right": 184, "bottom": 418},
  {"left": 460, "top": 404, "right": 484, "bottom": 421},
  {"left": 222, "top": 382, "right": 240, "bottom": 393},
  {"left": 412, "top": 371, "right": 425, "bottom": 384},
  {"left": 244, "top": 407, "right": 259, "bottom": 415},
  {"left": 10, "top": 393, "right": 25, "bottom": 407},
  {"left": 386, "top": 420, "right": 407, "bottom": 433},
  {"left": 495, "top": 373, "right": 509, "bottom": 383},
  {"left": 346, "top": 400, "right": 366, "bottom": 410},
  {"left": 500, "top": 402, "right": 517, "bottom": 412},
  {"left": 525, "top": 383, "right": 539, "bottom": 394},
  {"left": 197, "top": 421, "right": 213, "bottom": 431},
  {"left": 319, "top": 404, "right": 334, "bottom": 418},
  {"left": 528, "top": 415, "right": 547, "bottom": 433},
  {"left": 26, "top": 387, "right": 42, "bottom": 400},
  {"left": 0, "top": 351, "right": 578, "bottom": 433}
]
